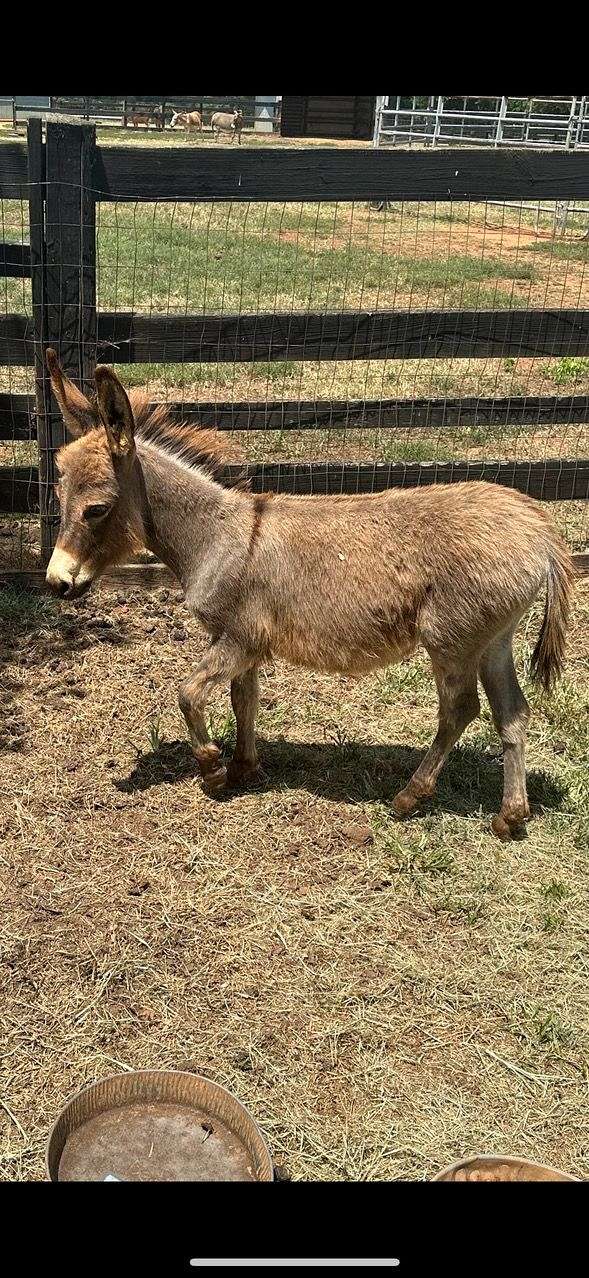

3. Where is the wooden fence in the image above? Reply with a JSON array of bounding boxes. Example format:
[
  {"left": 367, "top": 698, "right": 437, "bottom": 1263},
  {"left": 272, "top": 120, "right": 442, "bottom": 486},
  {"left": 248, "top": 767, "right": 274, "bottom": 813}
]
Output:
[
  {"left": 7, "top": 98, "right": 281, "bottom": 132},
  {"left": 0, "top": 121, "right": 588, "bottom": 571}
]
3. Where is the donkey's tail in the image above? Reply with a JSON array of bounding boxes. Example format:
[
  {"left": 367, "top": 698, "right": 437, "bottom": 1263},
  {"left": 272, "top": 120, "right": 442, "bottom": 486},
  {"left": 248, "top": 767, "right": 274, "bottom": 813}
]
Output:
[{"left": 529, "top": 540, "right": 575, "bottom": 693}]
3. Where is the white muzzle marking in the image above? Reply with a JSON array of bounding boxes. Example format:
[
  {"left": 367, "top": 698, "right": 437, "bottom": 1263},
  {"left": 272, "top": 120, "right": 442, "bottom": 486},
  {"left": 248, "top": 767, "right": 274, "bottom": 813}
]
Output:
[{"left": 46, "top": 547, "right": 94, "bottom": 595}]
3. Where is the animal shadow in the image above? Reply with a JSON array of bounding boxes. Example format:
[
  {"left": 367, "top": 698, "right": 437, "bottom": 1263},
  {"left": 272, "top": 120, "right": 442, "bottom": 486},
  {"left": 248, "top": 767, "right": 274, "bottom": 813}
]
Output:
[
  {"left": 255, "top": 738, "right": 567, "bottom": 818},
  {"left": 116, "top": 740, "right": 198, "bottom": 792},
  {"left": 115, "top": 734, "right": 567, "bottom": 819}
]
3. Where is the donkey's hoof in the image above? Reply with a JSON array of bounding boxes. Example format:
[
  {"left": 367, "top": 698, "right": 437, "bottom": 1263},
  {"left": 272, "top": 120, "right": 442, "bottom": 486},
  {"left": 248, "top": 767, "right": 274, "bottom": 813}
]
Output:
[
  {"left": 491, "top": 811, "right": 528, "bottom": 841},
  {"left": 491, "top": 813, "right": 512, "bottom": 841},
  {"left": 391, "top": 786, "right": 423, "bottom": 818},
  {"left": 201, "top": 765, "right": 228, "bottom": 795},
  {"left": 226, "top": 759, "right": 265, "bottom": 788}
]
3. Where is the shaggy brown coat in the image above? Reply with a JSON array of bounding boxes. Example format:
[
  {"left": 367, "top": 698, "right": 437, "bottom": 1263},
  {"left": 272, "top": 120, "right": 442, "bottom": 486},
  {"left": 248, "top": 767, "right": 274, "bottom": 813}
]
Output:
[{"left": 44, "top": 351, "right": 575, "bottom": 840}]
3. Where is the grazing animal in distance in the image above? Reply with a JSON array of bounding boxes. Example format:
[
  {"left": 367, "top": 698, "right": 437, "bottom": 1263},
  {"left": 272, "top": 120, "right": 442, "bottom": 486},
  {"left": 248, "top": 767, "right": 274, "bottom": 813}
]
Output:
[
  {"left": 210, "top": 109, "right": 244, "bottom": 143},
  {"left": 44, "top": 351, "right": 575, "bottom": 842},
  {"left": 129, "top": 110, "right": 154, "bottom": 129},
  {"left": 170, "top": 110, "right": 203, "bottom": 133}
]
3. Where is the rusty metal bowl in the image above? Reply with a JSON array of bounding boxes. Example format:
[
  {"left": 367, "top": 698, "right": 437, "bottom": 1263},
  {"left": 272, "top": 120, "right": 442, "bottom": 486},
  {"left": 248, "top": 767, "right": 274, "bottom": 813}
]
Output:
[
  {"left": 433, "top": 1154, "right": 580, "bottom": 1182},
  {"left": 46, "top": 1070, "right": 274, "bottom": 1182}
]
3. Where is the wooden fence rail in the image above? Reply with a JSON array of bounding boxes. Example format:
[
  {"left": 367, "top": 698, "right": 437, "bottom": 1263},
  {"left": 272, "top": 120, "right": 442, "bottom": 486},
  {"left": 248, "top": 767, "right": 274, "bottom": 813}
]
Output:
[
  {"left": 2, "top": 309, "right": 589, "bottom": 366},
  {"left": 95, "top": 146, "right": 589, "bottom": 203},
  {"left": 4, "top": 141, "right": 589, "bottom": 203},
  {"left": 2, "top": 393, "right": 589, "bottom": 441},
  {"left": 2, "top": 459, "right": 588, "bottom": 511},
  {"left": 0, "top": 243, "right": 30, "bottom": 277}
]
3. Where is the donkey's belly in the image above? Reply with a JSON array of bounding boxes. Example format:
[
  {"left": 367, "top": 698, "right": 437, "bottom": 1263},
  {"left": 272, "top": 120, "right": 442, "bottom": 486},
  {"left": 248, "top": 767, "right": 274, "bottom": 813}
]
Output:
[{"left": 271, "top": 626, "right": 417, "bottom": 677}]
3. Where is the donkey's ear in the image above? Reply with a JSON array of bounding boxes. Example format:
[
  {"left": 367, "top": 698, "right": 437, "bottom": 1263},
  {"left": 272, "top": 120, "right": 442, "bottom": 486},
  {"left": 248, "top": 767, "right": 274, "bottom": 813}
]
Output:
[
  {"left": 94, "top": 365, "right": 135, "bottom": 459},
  {"left": 46, "top": 348, "right": 100, "bottom": 438}
]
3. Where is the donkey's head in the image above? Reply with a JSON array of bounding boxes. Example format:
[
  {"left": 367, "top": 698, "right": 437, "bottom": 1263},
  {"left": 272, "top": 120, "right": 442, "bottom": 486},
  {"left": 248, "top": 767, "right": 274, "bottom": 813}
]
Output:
[
  {"left": 170, "top": 111, "right": 182, "bottom": 128},
  {"left": 45, "top": 350, "right": 143, "bottom": 598}
]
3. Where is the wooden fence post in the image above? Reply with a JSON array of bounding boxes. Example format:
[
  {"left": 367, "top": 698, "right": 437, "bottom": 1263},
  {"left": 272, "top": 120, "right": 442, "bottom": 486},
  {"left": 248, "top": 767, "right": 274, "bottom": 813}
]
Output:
[
  {"left": 27, "top": 118, "right": 53, "bottom": 562},
  {"left": 39, "top": 121, "right": 97, "bottom": 559}
]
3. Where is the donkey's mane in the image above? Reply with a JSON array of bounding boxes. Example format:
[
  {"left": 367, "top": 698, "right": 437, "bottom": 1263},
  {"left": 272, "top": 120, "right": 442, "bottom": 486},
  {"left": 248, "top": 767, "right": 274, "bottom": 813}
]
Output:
[{"left": 128, "top": 390, "right": 234, "bottom": 476}]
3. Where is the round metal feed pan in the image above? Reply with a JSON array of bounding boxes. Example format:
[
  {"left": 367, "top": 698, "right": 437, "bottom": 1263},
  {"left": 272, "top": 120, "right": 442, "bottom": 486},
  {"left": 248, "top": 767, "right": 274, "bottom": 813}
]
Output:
[
  {"left": 46, "top": 1070, "right": 274, "bottom": 1182},
  {"left": 433, "top": 1154, "right": 579, "bottom": 1182}
]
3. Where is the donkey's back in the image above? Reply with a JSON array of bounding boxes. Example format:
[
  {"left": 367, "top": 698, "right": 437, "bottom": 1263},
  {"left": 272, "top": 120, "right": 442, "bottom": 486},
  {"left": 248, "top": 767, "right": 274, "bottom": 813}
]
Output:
[{"left": 242, "top": 482, "right": 569, "bottom": 678}]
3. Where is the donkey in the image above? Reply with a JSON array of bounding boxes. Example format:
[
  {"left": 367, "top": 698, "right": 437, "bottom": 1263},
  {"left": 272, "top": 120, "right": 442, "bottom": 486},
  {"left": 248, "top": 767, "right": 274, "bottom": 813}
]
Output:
[
  {"left": 170, "top": 110, "right": 203, "bottom": 133},
  {"left": 210, "top": 109, "right": 244, "bottom": 143},
  {"left": 44, "top": 351, "right": 574, "bottom": 840},
  {"left": 130, "top": 111, "right": 154, "bottom": 129}
]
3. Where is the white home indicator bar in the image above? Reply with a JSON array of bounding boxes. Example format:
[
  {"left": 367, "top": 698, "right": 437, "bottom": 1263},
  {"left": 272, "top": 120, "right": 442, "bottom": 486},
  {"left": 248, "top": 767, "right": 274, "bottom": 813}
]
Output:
[{"left": 190, "top": 1263, "right": 400, "bottom": 1269}]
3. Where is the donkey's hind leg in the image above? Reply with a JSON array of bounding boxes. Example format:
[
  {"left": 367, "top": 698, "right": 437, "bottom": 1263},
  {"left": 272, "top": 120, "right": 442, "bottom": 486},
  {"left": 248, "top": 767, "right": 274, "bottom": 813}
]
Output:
[
  {"left": 227, "top": 666, "right": 262, "bottom": 786},
  {"left": 479, "top": 628, "right": 531, "bottom": 840},
  {"left": 392, "top": 659, "right": 480, "bottom": 818},
  {"left": 178, "top": 640, "right": 250, "bottom": 794}
]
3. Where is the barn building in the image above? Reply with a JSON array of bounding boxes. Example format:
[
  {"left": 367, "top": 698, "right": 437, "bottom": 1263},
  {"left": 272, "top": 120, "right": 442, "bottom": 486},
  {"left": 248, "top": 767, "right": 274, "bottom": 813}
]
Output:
[{"left": 280, "top": 96, "right": 376, "bottom": 141}]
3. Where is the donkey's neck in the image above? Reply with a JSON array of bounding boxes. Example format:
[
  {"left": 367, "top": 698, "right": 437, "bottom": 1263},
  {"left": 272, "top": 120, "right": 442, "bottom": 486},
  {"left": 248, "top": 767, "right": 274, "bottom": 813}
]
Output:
[{"left": 134, "top": 440, "right": 242, "bottom": 589}]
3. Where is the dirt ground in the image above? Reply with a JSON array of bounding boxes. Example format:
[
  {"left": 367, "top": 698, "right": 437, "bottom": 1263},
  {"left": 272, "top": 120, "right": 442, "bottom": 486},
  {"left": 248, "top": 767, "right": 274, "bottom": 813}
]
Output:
[{"left": 0, "top": 569, "right": 587, "bottom": 1182}]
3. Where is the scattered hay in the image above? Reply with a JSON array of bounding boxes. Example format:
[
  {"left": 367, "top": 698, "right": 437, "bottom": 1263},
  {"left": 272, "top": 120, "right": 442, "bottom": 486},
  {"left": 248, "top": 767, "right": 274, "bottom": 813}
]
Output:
[{"left": 0, "top": 578, "right": 587, "bottom": 1180}]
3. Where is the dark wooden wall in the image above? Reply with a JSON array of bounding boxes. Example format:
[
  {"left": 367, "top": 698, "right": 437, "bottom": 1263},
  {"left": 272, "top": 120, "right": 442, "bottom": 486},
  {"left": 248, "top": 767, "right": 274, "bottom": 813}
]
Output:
[{"left": 281, "top": 96, "right": 376, "bottom": 141}]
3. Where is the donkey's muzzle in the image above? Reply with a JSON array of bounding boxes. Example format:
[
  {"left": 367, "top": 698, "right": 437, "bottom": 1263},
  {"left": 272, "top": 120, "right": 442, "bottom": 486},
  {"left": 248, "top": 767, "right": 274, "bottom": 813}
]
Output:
[
  {"left": 63, "top": 577, "right": 93, "bottom": 600},
  {"left": 49, "top": 576, "right": 72, "bottom": 598},
  {"left": 46, "top": 574, "right": 93, "bottom": 600},
  {"left": 46, "top": 547, "right": 94, "bottom": 600}
]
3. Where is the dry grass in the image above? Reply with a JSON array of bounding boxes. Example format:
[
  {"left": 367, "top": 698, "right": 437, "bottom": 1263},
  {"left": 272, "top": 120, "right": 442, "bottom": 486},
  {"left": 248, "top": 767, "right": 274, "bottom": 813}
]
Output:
[{"left": 0, "top": 575, "right": 587, "bottom": 1181}]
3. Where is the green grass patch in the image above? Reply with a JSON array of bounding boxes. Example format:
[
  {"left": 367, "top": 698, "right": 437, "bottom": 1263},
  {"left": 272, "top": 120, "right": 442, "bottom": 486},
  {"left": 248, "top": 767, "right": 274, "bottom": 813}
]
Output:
[
  {"left": 400, "top": 253, "right": 536, "bottom": 289},
  {"left": 378, "top": 437, "right": 456, "bottom": 463},
  {"left": 0, "top": 585, "right": 56, "bottom": 628},
  {"left": 540, "top": 879, "right": 569, "bottom": 903},
  {"left": 527, "top": 237, "right": 589, "bottom": 265},
  {"left": 95, "top": 201, "right": 540, "bottom": 316},
  {"left": 541, "top": 357, "right": 589, "bottom": 387}
]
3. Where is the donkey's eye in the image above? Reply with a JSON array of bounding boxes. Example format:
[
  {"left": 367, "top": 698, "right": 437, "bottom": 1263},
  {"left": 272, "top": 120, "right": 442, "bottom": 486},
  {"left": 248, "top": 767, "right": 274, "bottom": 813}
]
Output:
[{"left": 84, "top": 503, "right": 111, "bottom": 522}]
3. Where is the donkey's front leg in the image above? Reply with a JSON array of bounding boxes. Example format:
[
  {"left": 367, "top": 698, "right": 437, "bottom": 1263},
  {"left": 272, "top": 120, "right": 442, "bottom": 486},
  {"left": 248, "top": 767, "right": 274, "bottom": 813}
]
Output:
[
  {"left": 179, "top": 641, "right": 250, "bottom": 794},
  {"left": 227, "top": 666, "right": 261, "bottom": 786}
]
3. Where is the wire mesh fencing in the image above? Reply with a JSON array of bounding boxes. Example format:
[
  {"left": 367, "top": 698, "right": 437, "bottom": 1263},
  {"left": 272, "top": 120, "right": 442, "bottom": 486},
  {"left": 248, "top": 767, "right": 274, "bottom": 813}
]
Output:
[
  {"left": 0, "top": 182, "right": 37, "bottom": 572},
  {"left": 95, "top": 190, "right": 589, "bottom": 550},
  {"left": 0, "top": 121, "right": 587, "bottom": 576}
]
